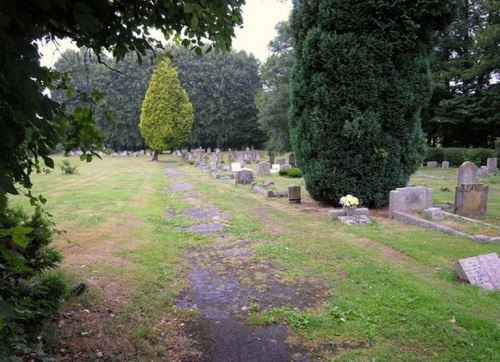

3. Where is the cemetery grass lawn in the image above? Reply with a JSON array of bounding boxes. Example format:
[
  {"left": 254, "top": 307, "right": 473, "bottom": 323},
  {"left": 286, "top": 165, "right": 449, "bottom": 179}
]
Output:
[{"left": 11, "top": 155, "right": 500, "bottom": 361}]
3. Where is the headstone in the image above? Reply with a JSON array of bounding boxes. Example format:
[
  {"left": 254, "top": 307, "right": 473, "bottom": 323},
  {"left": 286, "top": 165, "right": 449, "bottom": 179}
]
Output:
[
  {"left": 454, "top": 183, "right": 488, "bottom": 217},
  {"left": 457, "top": 161, "right": 478, "bottom": 186},
  {"left": 270, "top": 164, "right": 281, "bottom": 174},
  {"left": 288, "top": 186, "right": 301, "bottom": 204},
  {"left": 257, "top": 161, "right": 271, "bottom": 175},
  {"left": 276, "top": 158, "right": 286, "bottom": 165},
  {"left": 289, "top": 154, "right": 295, "bottom": 167},
  {"left": 423, "top": 207, "right": 443, "bottom": 221},
  {"left": 487, "top": 158, "right": 497, "bottom": 173},
  {"left": 280, "top": 164, "right": 292, "bottom": 171},
  {"left": 427, "top": 161, "right": 438, "bottom": 168},
  {"left": 231, "top": 162, "right": 242, "bottom": 172},
  {"left": 269, "top": 153, "right": 275, "bottom": 165},
  {"left": 389, "top": 187, "right": 433, "bottom": 217},
  {"left": 454, "top": 253, "right": 500, "bottom": 290},
  {"left": 236, "top": 152, "right": 245, "bottom": 164},
  {"left": 442, "top": 161, "right": 450, "bottom": 170},
  {"left": 478, "top": 166, "right": 489, "bottom": 178},
  {"left": 211, "top": 154, "right": 220, "bottom": 169},
  {"left": 207, "top": 147, "right": 211, "bottom": 154},
  {"left": 235, "top": 170, "right": 254, "bottom": 185}
]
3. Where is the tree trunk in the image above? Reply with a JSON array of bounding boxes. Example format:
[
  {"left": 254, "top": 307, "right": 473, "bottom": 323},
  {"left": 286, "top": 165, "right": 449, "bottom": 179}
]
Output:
[{"left": 152, "top": 150, "right": 159, "bottom": 161}]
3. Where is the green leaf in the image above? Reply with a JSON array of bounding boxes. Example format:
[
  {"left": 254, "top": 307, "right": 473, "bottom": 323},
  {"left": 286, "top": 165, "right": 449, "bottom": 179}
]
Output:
[
  {"left": 184, "top": 3, "right": 194, "bottom": 13},
  {"left": 0, "top": 300, "right": 16, "bottom": 319}
]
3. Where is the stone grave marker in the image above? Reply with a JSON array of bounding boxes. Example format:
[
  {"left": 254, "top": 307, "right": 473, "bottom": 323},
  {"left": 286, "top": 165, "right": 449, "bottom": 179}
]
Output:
[
  {"left": 487, "top": 158, "right": 497, "bottom": 173},
  {"left": 423, "top": 207, "right": 443, "bottom": 220},
  {"left": 231, "top": 162, "right": 242, "bottom": 172},
  {"left": 454, "top": 184, "right": 488, "bottom": 217},
  {"left": 454, "top": 253, "right": 500, "bottom": 290},
  {"left": 270, "top": 164, "right": 281, "bottom": 174},
  {"left": 235, "top": 170, "right": 254, "bottom": 185},
  {"left": 288, "top": 186, "right": 301, "bottom": 203},
  {"left": 280, "top": 164, "right": 292, "bottom": 171},
  {"left": 236, "top": 152, "right": 245, "bottom": 164},
  {"left": 257, "top": 161, "right": 271, "bottom": 175},
  {"left": 276, "top": 158, "right": 286, "bottom": 165},
  {"left": 289, "top": 153, "right": 295, "bottom": 167},
  {"left": 427, "top": 161, "right": 438, "bottom": 168},
  {"left": 456, "top": 161, "right": 477, "bottom": 186},
  {"left": 389, "top": 187, "right": 433, "bottom": 217},
  {"left": 442, "top": 161, "right": 450, "bottom": 170}
]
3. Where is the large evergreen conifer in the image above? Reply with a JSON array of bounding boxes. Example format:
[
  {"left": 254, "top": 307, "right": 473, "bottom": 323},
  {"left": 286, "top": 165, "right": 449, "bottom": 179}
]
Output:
[{"left": 289, "top": 0, "right": 455, "bottom": 207}]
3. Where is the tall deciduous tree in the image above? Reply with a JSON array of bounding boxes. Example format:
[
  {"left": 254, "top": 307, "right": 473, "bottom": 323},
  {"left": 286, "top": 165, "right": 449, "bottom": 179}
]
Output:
[
  {"left": 255, "top": 20, "right": 294, "bottom": 153},
  {"left": 171, "top": 47, "right": 264, "bottom": 149},
  {"left": 140, "top": 60, "right": 194, "bottom": 161},
  {"left": 290, "top": 0, "right": 455, "bottom": 207},
  {"left": 52, "top": 49, "right": 153, "bottom": 150},
  {"left": 423, "top": 0, "right": 500, "bottom": 148}
]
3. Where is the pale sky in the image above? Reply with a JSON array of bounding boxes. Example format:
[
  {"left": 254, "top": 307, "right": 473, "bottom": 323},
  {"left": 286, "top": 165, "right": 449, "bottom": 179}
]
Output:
[{"left": 39, "top": 0, "right": 292, "bottom": 67}]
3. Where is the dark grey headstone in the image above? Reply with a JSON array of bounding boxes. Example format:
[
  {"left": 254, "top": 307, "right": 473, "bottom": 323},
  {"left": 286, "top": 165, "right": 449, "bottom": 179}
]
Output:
[{"left": 235, "top": 170, "right": 254, "bottom": 185}]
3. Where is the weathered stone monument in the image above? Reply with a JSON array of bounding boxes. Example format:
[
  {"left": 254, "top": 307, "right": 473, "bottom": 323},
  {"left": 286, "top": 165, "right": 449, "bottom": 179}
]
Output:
[
  {"left": 276, "top": 158, "right": 286, "bottom": 165},
  {"left": 389, "top": 187, "right": 433, "bottom": 217},
  {"left": 257, "top": 161, "right": 271, "bottom": 175},
  {"left": 427, "top": 161, "right": 438, "bottom": 168},
  {"left": 454, "top": 253, "right": 500, "bottom": 290},
  {"left": 288, "top": 186, "right": 301, "bottom": 204},
  {"left": 454, "top": 162, "right": 488, "bottom": 217},
  {"left": 454, "top": 184, "right": 489, "bottom": 217},
  {"left": 235, "top": 170, "right": 254, "bottom": 185},
  {"left": 456, "top": 161, "right": 477, "bottom": 186},
  {"left": 487, "top": 157, "right": 497, "bottom": 174},
  {"left": 289, "top": 154, "right": 295, "bottom": 167},
  {"left": 280, "top": 164, "right": 292, "bottom": 171},
  {"left": 442, "top": 161, "right": 450, "bottom": 170}
]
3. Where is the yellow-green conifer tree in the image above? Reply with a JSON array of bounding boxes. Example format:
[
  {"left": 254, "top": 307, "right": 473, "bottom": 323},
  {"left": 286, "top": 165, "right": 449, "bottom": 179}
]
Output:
[{"left": 140, "top": 60, "right": 194, "bottom": 161}]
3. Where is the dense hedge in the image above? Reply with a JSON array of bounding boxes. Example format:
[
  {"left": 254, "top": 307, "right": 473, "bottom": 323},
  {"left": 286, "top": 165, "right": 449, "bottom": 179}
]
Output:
[{"left": 425, "top": 147, "right": 495, "bottom": 167}]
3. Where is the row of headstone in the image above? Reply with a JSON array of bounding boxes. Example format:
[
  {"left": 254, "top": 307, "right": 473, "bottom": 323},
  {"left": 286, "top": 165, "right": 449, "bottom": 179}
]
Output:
[{"left": 426, "top": 158, "right": 498, "bottom": 174}]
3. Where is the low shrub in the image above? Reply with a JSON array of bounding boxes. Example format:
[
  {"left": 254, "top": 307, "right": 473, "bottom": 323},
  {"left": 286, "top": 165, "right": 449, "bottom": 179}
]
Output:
[
  {"left": 0, "top": 205, "right": 68, "bottom": 359},
  {"left": 60, "top": 160, "right": 78, "bottom": 174},
  {"left": 279, "top": 168, "right": 303, "bottom": 178}
]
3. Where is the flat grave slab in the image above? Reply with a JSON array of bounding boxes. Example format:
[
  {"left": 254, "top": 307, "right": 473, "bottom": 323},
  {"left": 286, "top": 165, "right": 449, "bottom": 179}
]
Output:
[{"left": 454, "top": 253, "right": 500, "bottom": 290}]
